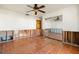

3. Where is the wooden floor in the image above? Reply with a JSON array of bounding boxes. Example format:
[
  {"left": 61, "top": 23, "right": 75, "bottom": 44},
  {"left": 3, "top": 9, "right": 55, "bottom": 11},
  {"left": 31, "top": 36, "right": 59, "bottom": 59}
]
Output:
[{"left": 0, "top": 36, "right": 79, "bottom": 54}]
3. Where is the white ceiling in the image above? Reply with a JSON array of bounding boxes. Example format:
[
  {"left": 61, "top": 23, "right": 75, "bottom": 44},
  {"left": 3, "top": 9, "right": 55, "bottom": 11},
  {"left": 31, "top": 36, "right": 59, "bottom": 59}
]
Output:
[{"left": 0, "top": 4, "right": 73, "bottom": 16}]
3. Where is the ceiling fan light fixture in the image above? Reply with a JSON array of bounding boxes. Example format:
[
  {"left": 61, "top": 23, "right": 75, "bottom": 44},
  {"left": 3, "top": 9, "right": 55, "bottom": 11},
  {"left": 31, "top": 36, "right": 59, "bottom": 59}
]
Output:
[{"left": 26, "top": 4, "right": 45, "bottom": 15}]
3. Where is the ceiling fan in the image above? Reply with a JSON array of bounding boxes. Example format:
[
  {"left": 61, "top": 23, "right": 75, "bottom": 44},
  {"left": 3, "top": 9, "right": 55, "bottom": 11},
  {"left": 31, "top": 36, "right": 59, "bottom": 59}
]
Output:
[{"left": 26, "top": 4, "right": 45, "bottom": 15}]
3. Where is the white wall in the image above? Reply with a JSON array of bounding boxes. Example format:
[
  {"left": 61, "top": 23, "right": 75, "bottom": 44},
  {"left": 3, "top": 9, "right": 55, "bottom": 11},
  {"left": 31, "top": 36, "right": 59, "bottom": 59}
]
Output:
[
  {"left": 43, "top": 5, "right": 79, "bottom": 32},
  {"left": 0, "top": 8, "right": 36, "bottom": 30},
  {"left": 42, "top": 18, "right": 52, "bottom": 29},
  {"left": 42, "top": 10, "right": 62, "bottom": 29},
  {"left": 62, "top": 5, "right": 79, "bottom": 31}
]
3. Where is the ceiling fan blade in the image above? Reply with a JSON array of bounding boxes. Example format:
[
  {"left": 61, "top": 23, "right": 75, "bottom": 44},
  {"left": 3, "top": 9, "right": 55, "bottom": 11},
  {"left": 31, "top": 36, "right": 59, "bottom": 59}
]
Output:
[
  {"left": 27, "top": 10, "right": 34, "bottom": 12},
  {"left": 38, "top": 5, "right": 45, "bottom": 9},
  {"left": 27, "top": 5, "right": 33, "bottom": 8},
  {"left": 38, "top": 10, "right": 45, "bottom": 13},
  {"left": 35, "top": 11, "right": 37, "bottom": 15},
  {"left": 34, "top": 4, "right": 37, "bottom": 8}
]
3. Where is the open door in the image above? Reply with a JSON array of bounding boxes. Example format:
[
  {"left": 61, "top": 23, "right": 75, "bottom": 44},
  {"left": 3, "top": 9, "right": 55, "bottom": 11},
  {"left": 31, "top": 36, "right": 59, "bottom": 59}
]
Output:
[{"left": 36, "top": 19, "right": 42, "bottom": 36}]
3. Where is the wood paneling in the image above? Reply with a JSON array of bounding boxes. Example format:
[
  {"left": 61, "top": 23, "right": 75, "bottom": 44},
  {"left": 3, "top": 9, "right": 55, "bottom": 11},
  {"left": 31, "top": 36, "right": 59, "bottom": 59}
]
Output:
[
  {"left": 64, "top": 31, "right": 71, "bottom": 43},
  {"left": 13, "top": 29, "right": 43, "bottom": 39},
  {"left": 63, "top": 31, "right": 79, "bottom": 47},
  {"left": 72, "top": 32, "right": 79, "bottom": 45},
  {"left": 43, "top": 29, "right": 62, "bottom": 41}
]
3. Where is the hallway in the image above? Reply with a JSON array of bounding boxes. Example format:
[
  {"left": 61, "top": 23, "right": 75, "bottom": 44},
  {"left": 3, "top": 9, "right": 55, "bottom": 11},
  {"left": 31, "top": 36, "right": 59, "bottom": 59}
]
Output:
[{"left": 0, "top": 36, "right": 79, "bottom": 54}]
